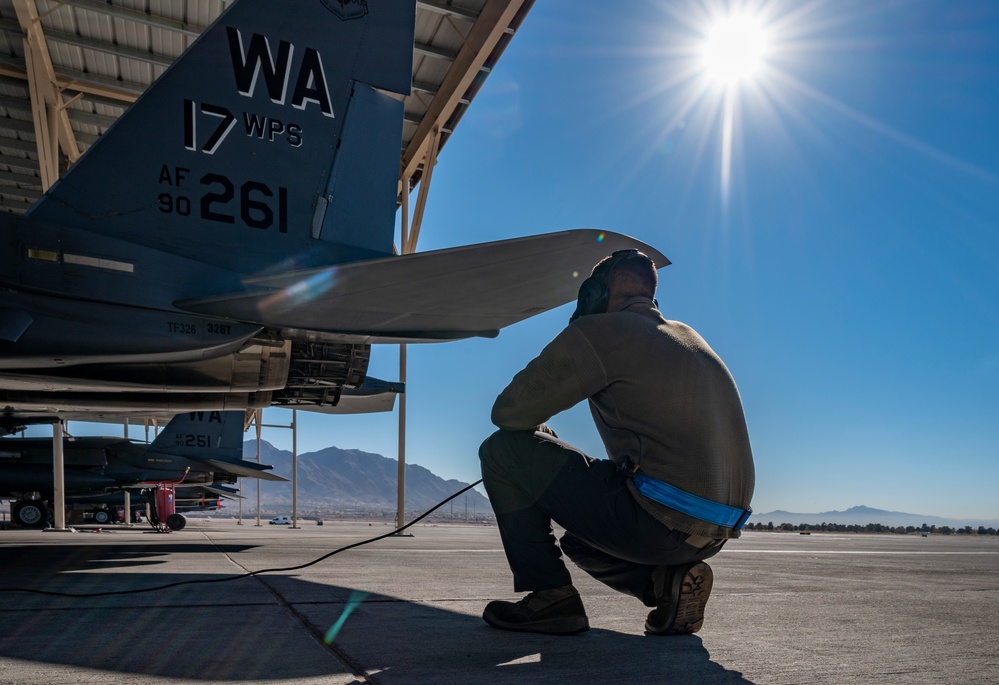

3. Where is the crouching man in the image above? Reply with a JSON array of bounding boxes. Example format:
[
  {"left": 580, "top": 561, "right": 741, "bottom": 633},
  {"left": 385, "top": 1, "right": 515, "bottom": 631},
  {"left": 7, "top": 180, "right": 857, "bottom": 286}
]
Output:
[{"left": 479, "top": 250, "right": 754, "bottom": 635}]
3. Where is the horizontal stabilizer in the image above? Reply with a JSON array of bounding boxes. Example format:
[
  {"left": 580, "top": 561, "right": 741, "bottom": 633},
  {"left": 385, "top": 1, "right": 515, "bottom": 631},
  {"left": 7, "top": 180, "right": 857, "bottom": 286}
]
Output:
[
  {"left": 178, "top": 483, "right": 242, "bottom": 498},
  {"left": 202, "top": 484, "right": 241, "bottom": 495},
  {"left": 178, "top": 230, "right": 669, "bottom": 341},
  {"left": 199, "top": 458, "right": 288, "bottom": 481}
]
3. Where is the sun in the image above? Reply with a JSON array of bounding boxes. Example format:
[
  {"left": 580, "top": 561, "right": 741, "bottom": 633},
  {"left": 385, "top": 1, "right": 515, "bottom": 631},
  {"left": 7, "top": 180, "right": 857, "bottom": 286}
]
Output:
[
  {"left": 641, "top": 3, "right": 785, "bottom": 213},
  {"left": 701, "top": 13, "right": 769, "bottom": 86}
]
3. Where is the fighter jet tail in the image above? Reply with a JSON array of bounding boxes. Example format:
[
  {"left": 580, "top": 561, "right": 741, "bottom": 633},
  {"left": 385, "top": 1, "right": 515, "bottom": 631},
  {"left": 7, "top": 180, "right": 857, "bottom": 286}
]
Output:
[
  {"left": 147, "top": 411, "right": 286, "bottom": 481},
  {"left": 8, "top": 0, "right": 671, "bottom": 370},
  {"left": 148, "top": 411, "right": 245, "bottom": 462},
  {"left": 27, "top": 0, "right": 414, "bottom": 269}
]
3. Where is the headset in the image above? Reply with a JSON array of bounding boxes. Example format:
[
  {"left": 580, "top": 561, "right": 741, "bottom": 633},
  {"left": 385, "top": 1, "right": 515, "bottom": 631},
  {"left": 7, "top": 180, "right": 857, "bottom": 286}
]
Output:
[{"left": 570, "top": 249, "right": 647, "bottom": 323}]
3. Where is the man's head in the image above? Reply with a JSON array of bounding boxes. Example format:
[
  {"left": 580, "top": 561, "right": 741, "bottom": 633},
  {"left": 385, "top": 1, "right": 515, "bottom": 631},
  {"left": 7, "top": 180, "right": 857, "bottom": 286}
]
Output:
[{"left": 569, "top": 250, "right": 658, "bottom": 322}]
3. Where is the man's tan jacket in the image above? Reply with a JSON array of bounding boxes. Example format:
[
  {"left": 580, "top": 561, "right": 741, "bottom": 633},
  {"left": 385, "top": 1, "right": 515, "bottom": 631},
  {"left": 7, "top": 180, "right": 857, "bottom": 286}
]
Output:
[{"left": 492, "top": 297, "right": 755, "bottom": 539}]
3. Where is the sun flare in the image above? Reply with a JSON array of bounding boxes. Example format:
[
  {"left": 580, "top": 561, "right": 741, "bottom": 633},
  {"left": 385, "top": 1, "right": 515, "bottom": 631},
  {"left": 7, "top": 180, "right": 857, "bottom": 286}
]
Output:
[{"left": 701, "top": 13, "right": 769, "bottom": 85}]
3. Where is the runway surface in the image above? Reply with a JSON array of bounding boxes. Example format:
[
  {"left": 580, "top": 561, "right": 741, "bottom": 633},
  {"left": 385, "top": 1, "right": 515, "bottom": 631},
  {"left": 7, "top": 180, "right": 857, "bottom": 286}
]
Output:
[{"left": 1, "top": 520, "right": 996, "bottom": 684}]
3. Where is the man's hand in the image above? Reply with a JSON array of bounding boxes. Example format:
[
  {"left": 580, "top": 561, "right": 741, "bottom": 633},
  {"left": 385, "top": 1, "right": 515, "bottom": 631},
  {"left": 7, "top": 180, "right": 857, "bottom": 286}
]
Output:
[{"left": 535, "top": 424, "right": 559, "bottom": 439}]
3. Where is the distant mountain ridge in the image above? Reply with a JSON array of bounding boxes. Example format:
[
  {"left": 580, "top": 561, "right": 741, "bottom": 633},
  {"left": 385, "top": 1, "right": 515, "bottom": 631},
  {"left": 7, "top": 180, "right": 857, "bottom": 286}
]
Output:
[
  {"left": 241, "top": 440, "right": 491, "bottom": 514},
  {"left": 750, "top": 505, "right": 999, "bottom": 529},
  {"left": 233, "top": 444, "right": 994, "bottom": 527}
]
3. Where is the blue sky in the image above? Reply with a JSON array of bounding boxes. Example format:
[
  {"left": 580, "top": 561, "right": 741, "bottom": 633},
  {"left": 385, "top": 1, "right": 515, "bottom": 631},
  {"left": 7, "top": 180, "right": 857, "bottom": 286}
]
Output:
[{"left": 59, "top": 0, "right": 999, "bottom": 520}]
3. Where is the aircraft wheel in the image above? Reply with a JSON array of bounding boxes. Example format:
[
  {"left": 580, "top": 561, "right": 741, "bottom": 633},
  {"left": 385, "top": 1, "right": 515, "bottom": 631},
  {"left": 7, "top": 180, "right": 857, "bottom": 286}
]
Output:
[
  {"left": 93, "top": 510, "right": 112, "bottom": 525},
  {"left": 166, "top": 514, "right": 187, "bottom": 531},
  {"left": 12, "top": 500, "right": 48, "bottom": 529}
]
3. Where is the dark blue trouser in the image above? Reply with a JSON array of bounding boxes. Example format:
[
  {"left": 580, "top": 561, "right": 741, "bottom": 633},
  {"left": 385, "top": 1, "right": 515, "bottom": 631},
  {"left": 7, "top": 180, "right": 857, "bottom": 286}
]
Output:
[{"left": 479, "top": 427, "right": 721, "bottom": 605}]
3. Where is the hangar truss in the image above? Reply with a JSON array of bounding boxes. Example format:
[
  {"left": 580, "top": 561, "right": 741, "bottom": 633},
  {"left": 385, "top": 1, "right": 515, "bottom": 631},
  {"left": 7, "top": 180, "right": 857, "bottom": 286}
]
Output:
[{"left": 0, "top": 0, "right": 534, "bottom": 217}]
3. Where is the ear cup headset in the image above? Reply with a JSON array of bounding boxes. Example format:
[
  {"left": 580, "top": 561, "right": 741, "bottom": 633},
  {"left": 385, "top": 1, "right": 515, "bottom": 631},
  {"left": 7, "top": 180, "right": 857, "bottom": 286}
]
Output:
[{"left": 569, "top": 249, "right": 642, "bottom": 323}]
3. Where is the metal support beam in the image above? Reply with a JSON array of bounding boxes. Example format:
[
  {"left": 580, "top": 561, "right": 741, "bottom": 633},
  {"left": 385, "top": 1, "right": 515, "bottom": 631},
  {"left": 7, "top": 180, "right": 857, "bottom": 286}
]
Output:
[
  {"left": 417, "top": 0, "right": 480, "bottom": 22},
  {"left": 255, "top": 408, "right": 262, "bottom": 527},
  {"left": 21, "top": 37, "right": 56, "bottom": 189},
  {"left": 50, "top": 421, "right": 67, "bottom": 530},
  {"left": 397, "top": 341, "right": 407, "bottom": 529},
  {"left": 291, "top": 409, "right": 299, "bottom": 529},
  {"left": 256, "top": 410, "right": 299, "bottom": 528},
  {"left": 0, "top": 19, "right": 175, "bottom": 69},
  {"left": 406, "top": 128, "right": 441, "bottom": 254},
  {"left": 52, "top": 0, "right": 205, "bottom": 38},
  {"left": 396, "top": 181, "right": 411, "bottom": 530},
  {"left": 393, "top": 125, "right": 442, "bottom": 532},
  {"left": 0, "top": 60, "right": 141, "bottom": 103},
  {"left": 12, "top": 0, "right": 82, "bottom": 190},
  {"left": 402, "top": 0, "right": 529, "bottom": 182},
  {"left": 414, "top": 41, "right": 458, "bottom": 63}
]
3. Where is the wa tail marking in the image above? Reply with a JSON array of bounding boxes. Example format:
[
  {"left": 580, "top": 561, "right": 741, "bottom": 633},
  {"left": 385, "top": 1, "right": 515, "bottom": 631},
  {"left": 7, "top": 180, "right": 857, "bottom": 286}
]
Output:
[
  {"left": 226, "top": 27, "right": 334, "bottom": 117},
  {"left": 188, "top": 411, "right": 223, "bottom": 422}
]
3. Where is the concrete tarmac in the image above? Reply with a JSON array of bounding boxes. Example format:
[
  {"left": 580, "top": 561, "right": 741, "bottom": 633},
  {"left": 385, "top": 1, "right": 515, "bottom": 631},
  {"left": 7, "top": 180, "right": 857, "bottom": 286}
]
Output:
[{"left": 0, "top": 520, "right": 996, "bottom": 684}]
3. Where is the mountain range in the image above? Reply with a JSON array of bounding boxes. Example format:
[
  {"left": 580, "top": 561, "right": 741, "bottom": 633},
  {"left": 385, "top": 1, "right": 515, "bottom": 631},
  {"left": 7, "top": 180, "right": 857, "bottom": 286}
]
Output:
[
  {"left": 240, "top": 440, "right": 491, "bottom": 515},
  {"left": 749, "top": 505, "right": 999, "bottom": 530},
  {"left": 234, "top": 442, "right": 995, "bottom": 528}
]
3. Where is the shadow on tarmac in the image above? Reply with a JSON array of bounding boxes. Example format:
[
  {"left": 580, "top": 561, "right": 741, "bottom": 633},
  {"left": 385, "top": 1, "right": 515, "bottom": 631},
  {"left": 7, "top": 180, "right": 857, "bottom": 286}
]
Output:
[
  {"left": 0, "top": 573, "right": 349, "bottom": 681},
  {"left": 0, "top": 542, "right": 259, "bottom": 587},
  {"left": 314, "top": 587, "right": 757, "bottom": 685},
  {"left": 0, "top": 540, "right": 754, "bottom": 683}
]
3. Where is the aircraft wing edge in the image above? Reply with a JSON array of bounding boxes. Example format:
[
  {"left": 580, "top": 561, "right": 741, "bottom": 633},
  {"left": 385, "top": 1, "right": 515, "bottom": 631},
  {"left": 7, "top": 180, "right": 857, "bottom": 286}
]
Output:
[{"left": 174, "top": 229, "right": 669, "bottom": 338}]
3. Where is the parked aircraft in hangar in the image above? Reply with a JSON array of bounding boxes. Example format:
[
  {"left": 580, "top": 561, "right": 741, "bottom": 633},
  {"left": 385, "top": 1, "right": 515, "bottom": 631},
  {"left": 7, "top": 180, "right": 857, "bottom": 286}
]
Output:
[
  {"left": 0, "top": 0, "right": 666, "bottom": 431},
  {"left": 0, "top": 411, "right": 282, "bottom": 528}
]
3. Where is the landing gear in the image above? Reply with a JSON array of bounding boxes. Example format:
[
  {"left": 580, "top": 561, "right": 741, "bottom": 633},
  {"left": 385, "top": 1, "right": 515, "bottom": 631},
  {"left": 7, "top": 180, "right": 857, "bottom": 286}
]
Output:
[{"left": 12, "top": 500, "right": 48, "bottom": 528}]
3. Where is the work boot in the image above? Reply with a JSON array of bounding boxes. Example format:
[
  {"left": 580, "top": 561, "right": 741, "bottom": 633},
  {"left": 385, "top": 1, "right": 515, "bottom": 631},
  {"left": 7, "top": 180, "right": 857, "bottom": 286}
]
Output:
[
  {"left": 483, "top": 584, "right": 589, "bottom": 635},
  {"left": 645, "top": 561, "right": 713, "bottom": 635}
]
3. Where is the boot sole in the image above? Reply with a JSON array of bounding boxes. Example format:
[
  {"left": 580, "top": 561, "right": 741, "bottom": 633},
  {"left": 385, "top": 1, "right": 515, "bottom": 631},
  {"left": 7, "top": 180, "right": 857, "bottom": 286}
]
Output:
[{"left": 646, "top": 561, "right": 713, "bottom": 635}]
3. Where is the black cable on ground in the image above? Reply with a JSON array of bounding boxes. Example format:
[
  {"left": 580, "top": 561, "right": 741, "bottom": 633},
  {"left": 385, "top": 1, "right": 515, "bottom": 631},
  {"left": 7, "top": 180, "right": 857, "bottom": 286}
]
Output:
[{"left": 0, "top": 479, "right": 484, "bottom": 599}]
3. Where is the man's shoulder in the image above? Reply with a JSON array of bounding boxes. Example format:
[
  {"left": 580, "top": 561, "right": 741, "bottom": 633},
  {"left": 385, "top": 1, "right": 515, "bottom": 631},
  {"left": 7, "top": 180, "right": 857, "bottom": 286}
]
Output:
[
  {"left": 572, "top": 299, "right": 663, "bottom": 330},
  {"left": 567, "top": 310, "right": 670, "bottom": 351},
  {"left": 661, "top": 318, "right": 700, "bottom": 337}
]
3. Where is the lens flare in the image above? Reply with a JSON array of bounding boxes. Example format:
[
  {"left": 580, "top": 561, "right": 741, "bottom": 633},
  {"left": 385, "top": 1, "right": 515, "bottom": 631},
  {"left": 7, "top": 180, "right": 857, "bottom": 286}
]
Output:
[
  {"left": 258, "top": 269, "right": 338, "bottom": 314},
  {"left": 324, "top": 590, "right": 369, "bottom": 644}
]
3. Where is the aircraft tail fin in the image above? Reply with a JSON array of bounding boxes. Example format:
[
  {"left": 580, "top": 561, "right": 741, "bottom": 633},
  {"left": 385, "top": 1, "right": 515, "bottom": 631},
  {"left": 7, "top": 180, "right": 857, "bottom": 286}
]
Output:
[
  {"left": 28, "top": 0, "right": 414, "bottom": 269},
  {"left": 148, "top": 411, "right": 245, "bottom": 463}
]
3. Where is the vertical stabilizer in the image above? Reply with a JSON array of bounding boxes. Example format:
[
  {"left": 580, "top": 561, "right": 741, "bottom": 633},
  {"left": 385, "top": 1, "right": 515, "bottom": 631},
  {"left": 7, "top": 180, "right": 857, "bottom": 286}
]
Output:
[
  {"left": 148, "top": 411, "right": 244, "bottom": 463},
  {"left": 311, "top": 83, "right": 403, "bottom": 254},
  {"left": 28, "top": 0, "right": 415, "bottom": 271}
]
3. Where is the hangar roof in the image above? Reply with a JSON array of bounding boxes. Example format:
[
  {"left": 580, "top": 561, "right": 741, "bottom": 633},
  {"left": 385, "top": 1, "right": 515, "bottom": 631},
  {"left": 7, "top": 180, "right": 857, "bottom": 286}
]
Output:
[{"left": 0, "top": 0, "right": 534, "bottom": 215}]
